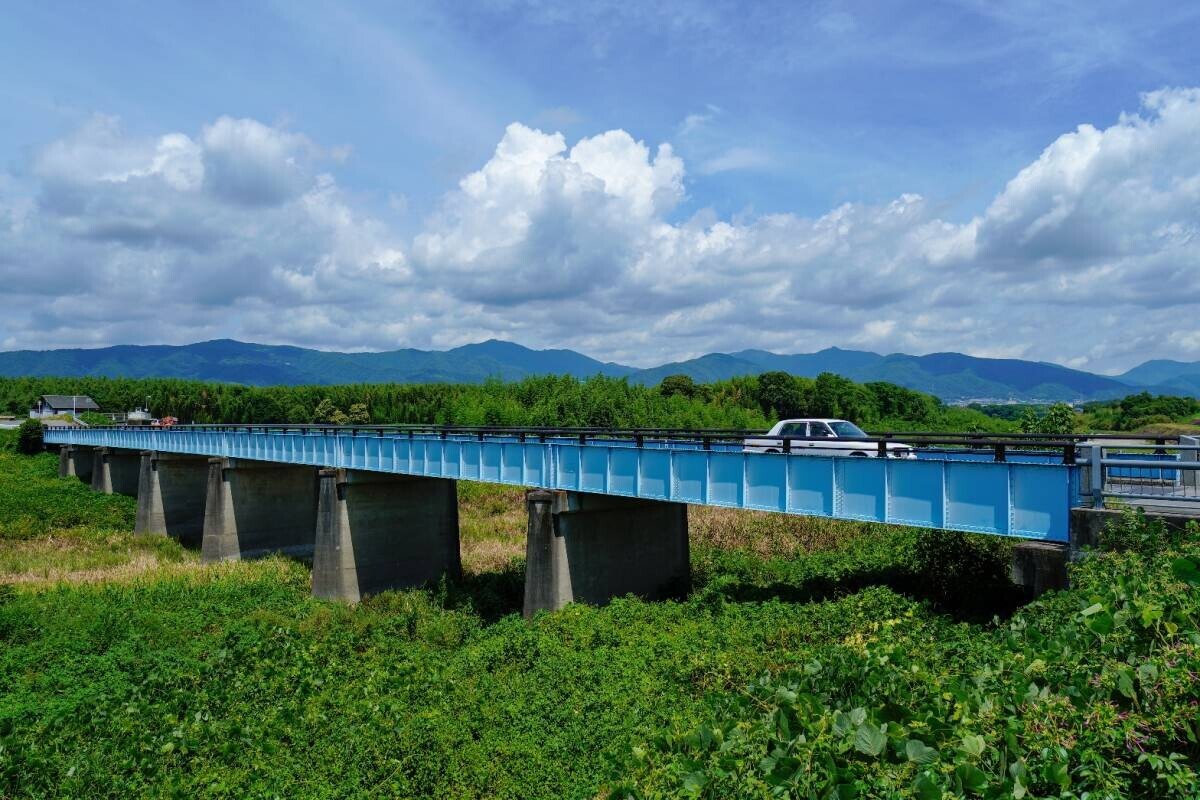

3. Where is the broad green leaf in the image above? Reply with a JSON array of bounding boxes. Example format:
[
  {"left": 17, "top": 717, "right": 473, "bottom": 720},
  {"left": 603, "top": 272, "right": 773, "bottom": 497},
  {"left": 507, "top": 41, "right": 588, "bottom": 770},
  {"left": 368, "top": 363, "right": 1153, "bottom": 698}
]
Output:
[
  {"left": 1044, "top": 760, "right": 1070, "bottom": 788},
  {"left": 1086, "top": 610, "right": 1114, "bottom": 636},
  {"left": 1117, "top": 668, "right": 1136, "bottom": 699},
  {"left": 960, "top": 734, "right": 986, "bottom": 758},
  {"left": 911, "top": 773, "right": 941, "bottom": 800},
  {"left": 955, "top": 763, "right": 988, "bottom": 793},
  {"left": 854, "top": 723, "right": 887, "bottom": 757},
  {"left": 905, "top": 739, "right": 939, "bottom": 765},
  {"left": 681, "top": 771, "right": 706, "bottom": 796},
  {"left": 1171, "top": 557, "right": 1200, "bottom": 586}
]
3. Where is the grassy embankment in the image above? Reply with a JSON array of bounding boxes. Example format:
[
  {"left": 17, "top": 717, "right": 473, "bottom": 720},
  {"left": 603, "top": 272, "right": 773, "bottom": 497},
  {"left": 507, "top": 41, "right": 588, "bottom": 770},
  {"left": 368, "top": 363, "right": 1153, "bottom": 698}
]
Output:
[{"left": 1, "top": 432, "right": 1198, "bottom": 798}]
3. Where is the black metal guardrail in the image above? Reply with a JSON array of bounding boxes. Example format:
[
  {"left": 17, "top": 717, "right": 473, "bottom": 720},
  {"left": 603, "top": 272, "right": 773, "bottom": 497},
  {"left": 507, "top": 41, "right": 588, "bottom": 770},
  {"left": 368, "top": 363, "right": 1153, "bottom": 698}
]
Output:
[{"left": 47, "top": 423, "right": 1112, "bottom": 464}]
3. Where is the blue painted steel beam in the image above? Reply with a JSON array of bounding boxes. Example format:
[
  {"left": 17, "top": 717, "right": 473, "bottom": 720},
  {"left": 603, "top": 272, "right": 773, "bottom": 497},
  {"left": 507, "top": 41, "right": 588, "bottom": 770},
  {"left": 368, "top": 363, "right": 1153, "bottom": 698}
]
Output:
[{"left": 44, "top": 428, "right": 1077, "bottom": 542}]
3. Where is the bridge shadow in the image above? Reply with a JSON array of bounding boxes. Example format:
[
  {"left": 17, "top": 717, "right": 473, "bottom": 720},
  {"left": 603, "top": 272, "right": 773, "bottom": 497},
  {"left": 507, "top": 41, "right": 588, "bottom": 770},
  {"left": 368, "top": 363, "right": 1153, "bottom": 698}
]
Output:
[
  {"left": 430, "top": 553, "right": 1028, "bottom": 626},
  {"left": 436, "top": 561, "right": 527, "bottom": 624},
  {"left": 699, "top": 567, "right": 1028, "bottom": 623}
]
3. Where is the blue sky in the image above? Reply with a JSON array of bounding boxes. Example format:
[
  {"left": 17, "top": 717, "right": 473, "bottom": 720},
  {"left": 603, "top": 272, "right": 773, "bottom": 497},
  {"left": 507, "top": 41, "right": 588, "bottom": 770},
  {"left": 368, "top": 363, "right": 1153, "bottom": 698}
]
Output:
[{"left": 2, "top": 1, "right": 1200, "bottom": 371}]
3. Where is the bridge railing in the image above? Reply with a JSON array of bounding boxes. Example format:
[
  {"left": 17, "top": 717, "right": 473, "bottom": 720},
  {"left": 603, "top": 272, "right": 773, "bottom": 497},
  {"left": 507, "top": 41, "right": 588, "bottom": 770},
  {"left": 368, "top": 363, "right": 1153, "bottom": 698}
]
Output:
[
  {"left": 1080, "top": 438, "right": 1200, "bottom": 507},
  {"left": 51, "top": 423, "right": 1086, "bottom": 464}
]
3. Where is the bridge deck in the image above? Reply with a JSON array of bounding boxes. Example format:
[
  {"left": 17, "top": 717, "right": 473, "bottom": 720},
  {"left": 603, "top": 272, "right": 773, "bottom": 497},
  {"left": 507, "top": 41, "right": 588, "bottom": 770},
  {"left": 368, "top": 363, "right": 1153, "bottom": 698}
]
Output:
[{"left": 45, "top": 427, "right": 1081, "bottom": 542}]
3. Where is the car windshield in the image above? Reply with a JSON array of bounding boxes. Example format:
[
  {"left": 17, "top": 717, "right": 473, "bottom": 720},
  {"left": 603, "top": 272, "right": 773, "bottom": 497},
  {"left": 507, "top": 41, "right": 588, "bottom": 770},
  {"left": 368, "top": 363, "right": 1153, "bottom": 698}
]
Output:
[{"left": 828, "top": 421, "right": 867, "bottom": 438}]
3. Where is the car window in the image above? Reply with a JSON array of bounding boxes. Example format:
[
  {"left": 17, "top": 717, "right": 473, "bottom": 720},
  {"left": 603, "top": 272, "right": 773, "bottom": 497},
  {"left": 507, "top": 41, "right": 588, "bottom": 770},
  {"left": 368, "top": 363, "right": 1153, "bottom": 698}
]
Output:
[
  {"left": 828, "top": 421, "right": 868, "bottom": 438},
  {"left": 810, "top": 422, "right": 834, "bottom": 437},
  {"left": 779, "top": 422, "right": 807, "bottom": 437}
]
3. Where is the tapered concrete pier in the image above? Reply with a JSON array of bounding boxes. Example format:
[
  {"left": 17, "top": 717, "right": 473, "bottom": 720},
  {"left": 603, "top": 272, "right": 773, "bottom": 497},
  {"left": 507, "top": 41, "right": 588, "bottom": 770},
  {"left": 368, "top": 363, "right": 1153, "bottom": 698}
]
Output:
[
  {"left": 90, "top": 447, "right": 141, "bottom": 496},
  {"left": 134, "top": 451, "right": 211, "bottom": 546},
  {"left": 58, "top": 445, "right": 94, "bottom": 484},
  {"left": 312, "top": 469, "right": 461, "bottom": 602},
  {"left": 200, "top": 458, "right": 319, "bottom": 563},
  {"left": 523, "top": 490, "right": 690, "bottom": 618}
]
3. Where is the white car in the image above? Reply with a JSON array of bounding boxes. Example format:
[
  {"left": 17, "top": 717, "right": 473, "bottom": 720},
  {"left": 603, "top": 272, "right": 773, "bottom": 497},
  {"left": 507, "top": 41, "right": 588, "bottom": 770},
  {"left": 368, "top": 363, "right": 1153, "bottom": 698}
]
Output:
[{"left": 743, "top": 419, "right": 916, "bottom": 458}]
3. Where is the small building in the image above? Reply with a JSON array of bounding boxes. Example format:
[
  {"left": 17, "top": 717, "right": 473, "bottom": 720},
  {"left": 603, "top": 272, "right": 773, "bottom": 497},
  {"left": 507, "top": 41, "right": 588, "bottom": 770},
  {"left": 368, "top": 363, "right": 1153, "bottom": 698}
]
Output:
[{"left": 29, "top": 395, "right": 100, "bottom": 419}]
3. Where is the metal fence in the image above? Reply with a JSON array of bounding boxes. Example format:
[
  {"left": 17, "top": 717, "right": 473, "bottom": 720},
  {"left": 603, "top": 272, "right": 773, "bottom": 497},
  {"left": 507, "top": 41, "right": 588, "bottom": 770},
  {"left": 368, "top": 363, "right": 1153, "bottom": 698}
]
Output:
[{"left": 1081, "top": 435, "right": 1200, "bottom": 507}]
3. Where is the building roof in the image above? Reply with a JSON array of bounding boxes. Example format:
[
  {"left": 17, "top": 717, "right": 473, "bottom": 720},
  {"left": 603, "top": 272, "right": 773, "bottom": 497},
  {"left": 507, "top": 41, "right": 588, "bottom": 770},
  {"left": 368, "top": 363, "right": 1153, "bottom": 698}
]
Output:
[{"left": 39, "top": 395, "right": 100, "bottom": 411}]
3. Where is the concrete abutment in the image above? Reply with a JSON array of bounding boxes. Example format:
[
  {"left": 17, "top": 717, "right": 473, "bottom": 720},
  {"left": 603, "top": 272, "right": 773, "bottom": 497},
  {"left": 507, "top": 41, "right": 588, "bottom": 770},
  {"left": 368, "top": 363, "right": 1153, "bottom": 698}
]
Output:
[
  {"left": 200, "top": 458, "right": 319, "bottom": 563},
  {"left": 1012, "top": 506, "right": 1200, "bottom": 598},
  {"left": 523, "top": 489, "right": 690, "bottom": 618},
  {"left": 134, "top": 451, "right": 211, "bottom": 546},
  {"left": 312, "top": 469, "right": 461, "bottom": 602}
]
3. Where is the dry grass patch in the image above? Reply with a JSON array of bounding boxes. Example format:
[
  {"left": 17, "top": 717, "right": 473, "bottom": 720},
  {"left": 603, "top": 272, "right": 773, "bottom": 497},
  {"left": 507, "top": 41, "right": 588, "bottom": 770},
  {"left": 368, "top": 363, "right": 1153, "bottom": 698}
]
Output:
[
  {"left": 689, "top": 505, "right": 870, "bottom": 559},
  {"left": 458, "top": 482, "right": 526, "bottom": 575},
  {"left": 453, "top": 482, "right": 876, "bottom": 573},
  {"left": 0, "top": 526, "right": 194, "bottom": 587}
]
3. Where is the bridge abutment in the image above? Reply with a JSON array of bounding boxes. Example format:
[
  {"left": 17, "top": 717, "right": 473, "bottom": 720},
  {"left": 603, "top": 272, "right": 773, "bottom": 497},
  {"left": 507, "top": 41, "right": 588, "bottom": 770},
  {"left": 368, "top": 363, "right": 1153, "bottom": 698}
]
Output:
[
  {"left": 59, "top": 445, "right": 94, "bottom": 484},
  {"left": 200, "top": 458, "right": 319, "bottom": 563},
  {"left": 523, "top": 489, "right": 690, "bottom": 618},
  {"left": 1013, "top": 505, "right": 1200, "bottom": 599},
  {"left": 312, "top": 469, "right": 461, "bottom": 602},
  {"left": 135, "top": 451, "right": 211, "bottom": 546},
  {"left": 89, "top": 447, "right": 141, "bottom": 496},
  {"left": 1010, "top": 541, "right": 1068, "bottom": 598}
]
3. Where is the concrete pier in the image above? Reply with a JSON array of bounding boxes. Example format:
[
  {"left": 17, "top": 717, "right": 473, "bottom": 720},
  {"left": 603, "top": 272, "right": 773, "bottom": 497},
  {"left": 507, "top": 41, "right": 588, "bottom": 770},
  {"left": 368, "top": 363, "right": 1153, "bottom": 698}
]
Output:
[
  {"left": 312, "top": 469, "right": 461, "bottom": 602},
  {"left": 200, "top": 458, "right": 319, "bottom": 563},
  {"left": 90, "top": 447, "right": 141, "bottom": 496},
  {"left": 58, "top": 445, "right": 94, "bottom": 484},
  {"left": 134, "top": 451, "right": 211, "bottom": 546},
  {"left": 523, "top": 490, "right": 689, "bottom": 618}
]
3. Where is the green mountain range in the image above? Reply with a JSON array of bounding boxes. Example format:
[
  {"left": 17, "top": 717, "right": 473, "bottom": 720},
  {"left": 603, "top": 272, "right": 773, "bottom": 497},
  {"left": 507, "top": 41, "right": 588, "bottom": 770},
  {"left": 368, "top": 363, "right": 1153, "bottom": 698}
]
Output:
[{"left": 0, "top": 338, "right": 1191, "bottom": 402}]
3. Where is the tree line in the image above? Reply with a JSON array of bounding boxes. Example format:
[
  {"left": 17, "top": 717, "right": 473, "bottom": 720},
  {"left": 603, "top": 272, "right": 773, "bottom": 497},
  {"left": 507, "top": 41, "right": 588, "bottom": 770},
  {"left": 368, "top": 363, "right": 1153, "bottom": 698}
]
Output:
[{"left": 0, "top": 371, "right": 1007, "bottom": 432}]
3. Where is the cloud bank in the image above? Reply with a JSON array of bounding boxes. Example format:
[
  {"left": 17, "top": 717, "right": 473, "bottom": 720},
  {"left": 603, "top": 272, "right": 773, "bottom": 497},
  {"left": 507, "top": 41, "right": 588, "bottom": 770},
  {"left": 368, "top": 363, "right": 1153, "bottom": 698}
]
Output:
[{"left": 3, "top": 89, "right": 1200, "bottom": 370}]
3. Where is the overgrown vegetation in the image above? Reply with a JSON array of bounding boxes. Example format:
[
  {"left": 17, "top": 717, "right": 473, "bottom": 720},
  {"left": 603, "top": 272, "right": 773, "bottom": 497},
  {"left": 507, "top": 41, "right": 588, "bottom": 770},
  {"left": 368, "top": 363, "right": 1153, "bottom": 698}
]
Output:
[
  {"left": 1, "top": 436, "right": 1197, "bottom": 797},
  {"left": 615, "top": 508, "right": 1200, "bottom": 799}
]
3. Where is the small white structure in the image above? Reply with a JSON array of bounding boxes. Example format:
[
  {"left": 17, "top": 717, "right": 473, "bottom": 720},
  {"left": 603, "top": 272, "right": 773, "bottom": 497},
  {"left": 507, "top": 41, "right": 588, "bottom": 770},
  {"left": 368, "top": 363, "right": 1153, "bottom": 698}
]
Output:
[{"left": 29, "top": 395, "right": 100, "bottom": 419}]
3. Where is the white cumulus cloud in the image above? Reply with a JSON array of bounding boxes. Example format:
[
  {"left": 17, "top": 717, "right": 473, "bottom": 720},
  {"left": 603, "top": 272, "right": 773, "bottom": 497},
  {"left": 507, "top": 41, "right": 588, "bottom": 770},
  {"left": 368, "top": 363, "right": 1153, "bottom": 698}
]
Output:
[{"left": 4, "top": 89, "right": 1200, "bottom": 371}]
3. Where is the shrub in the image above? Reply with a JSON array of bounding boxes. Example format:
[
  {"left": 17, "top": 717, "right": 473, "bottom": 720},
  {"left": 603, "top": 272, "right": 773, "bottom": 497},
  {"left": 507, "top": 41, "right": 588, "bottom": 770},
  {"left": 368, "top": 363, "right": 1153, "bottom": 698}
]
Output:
[{"left": 15, "top": 419, "right": 43, "bottom": 455}]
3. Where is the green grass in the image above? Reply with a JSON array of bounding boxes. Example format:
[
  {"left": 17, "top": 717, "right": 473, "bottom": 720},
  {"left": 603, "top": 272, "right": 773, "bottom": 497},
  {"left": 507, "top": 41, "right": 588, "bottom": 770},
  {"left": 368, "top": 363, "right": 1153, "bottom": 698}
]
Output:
[
  {"left": 0, "top": 437, "right": 1197, "bottom": 798},
  {"left": 0, "top": 449, "right": 136, "bottom": 541}
]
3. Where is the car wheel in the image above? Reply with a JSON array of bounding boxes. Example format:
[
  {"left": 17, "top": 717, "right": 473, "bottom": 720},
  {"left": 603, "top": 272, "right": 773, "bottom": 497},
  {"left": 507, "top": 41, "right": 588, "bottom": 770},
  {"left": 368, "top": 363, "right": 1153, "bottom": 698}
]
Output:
[
  {"left": 765, "top": 448, "right": 780, "bottom": 454},
  {"left": 850, "top": 451, "right": 868, "bottom": 457}
]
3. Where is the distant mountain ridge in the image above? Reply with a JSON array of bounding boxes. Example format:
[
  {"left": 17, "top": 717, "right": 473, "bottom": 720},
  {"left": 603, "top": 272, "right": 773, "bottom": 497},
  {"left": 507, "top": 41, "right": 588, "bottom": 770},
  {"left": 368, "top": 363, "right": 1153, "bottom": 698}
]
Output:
[
  {"left": 0, "top": 338, "right": 1194, "bottom": 402},
  {"left": 0, "top": 339, "right": 632, "bottom": 386}
]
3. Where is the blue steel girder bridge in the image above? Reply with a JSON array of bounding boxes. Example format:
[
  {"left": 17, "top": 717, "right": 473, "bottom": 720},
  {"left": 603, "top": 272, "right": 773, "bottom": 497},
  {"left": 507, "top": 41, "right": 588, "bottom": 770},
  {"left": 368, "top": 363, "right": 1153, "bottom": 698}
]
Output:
[{"left": 43, "top": 425, "right": 1200, "bottom": 615}]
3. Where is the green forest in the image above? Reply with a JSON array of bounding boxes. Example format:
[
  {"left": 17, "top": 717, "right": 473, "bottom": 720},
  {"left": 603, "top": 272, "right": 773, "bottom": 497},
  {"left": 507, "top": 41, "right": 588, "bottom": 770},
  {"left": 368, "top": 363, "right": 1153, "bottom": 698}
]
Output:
[
  {"left": 1, "top": 372, "right": 1009, "bottom": 432},
  {"left": 6, "top": 373, "right": 1199, "bottom": 436}
]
